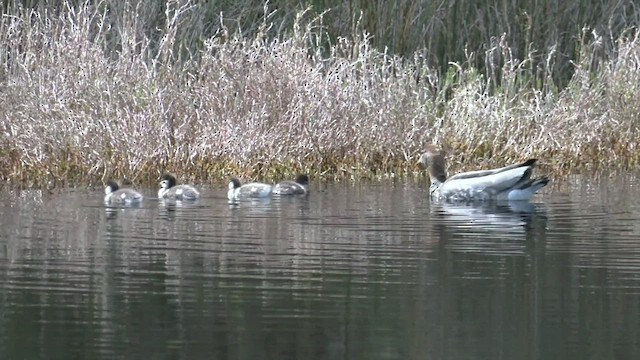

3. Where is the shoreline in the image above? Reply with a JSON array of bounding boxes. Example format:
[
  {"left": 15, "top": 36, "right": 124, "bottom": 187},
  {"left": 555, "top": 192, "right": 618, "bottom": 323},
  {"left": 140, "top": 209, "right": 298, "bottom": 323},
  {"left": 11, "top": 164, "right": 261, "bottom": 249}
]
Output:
[{"left": 0, "top": 148, "right": 636, "bottom": 190}]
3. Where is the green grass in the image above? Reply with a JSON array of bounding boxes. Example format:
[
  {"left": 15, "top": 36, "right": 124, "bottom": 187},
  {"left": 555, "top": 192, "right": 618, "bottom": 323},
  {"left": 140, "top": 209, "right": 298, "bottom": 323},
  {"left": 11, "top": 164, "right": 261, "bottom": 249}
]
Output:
[{"left": 1, "top": 0, "right": 639, "bottom": 189}]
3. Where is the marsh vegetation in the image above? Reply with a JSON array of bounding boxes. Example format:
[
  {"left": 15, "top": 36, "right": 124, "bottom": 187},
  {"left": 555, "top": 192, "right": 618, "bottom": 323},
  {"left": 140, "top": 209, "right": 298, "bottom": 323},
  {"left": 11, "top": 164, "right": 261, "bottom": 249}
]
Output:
[{"left": 1, "top": 0, "right": 639, "bottom": 188}]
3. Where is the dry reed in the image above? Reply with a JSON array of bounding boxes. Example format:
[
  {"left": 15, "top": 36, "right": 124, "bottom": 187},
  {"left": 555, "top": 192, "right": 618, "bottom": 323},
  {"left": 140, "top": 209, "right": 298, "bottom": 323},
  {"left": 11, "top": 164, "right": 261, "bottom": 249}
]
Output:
[{"left": 0, "top": 0, "right": 639, "bottom": 189}]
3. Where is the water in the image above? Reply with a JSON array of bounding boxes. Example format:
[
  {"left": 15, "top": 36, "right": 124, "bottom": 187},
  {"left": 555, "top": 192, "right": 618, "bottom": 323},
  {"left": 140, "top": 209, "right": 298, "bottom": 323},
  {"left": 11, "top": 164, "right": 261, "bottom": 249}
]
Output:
[{"left": 0, "top": 176, "right": 639, "bottom": 359}]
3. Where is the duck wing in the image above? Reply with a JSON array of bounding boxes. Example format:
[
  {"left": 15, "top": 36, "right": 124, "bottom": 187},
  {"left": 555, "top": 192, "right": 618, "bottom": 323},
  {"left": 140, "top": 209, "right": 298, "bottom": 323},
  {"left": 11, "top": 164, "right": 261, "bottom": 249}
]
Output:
[
  {"left": 447, "top": 159, "right": 537, "bottom": 181},
  {"left": 440, "top": 162, "right": 535, "bottom": 198}
]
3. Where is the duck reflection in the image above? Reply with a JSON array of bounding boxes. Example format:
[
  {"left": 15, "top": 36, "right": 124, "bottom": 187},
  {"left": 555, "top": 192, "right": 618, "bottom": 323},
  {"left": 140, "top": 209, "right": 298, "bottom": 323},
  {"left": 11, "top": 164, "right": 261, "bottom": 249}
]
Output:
[
  {"left": 433, "top": 200, "right": 545, "bottom": 227},
  {"left": 431, "top": 200, "right": 548, "bottom": 254}
]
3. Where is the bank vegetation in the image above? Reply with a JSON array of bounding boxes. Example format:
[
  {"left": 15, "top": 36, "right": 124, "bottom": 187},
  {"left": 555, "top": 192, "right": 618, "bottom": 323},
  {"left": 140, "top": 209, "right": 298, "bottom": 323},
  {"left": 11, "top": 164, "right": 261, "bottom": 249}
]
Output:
[{"left": 1, "top": 0, "right": 639, "bottom": 188}]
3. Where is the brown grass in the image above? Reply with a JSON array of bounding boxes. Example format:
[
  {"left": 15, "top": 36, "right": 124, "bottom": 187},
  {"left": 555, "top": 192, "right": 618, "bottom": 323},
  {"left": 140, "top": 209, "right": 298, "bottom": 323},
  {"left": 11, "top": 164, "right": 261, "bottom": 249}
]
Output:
[{"left": 0, "top": 1, "right": 639, "bottom": 189}]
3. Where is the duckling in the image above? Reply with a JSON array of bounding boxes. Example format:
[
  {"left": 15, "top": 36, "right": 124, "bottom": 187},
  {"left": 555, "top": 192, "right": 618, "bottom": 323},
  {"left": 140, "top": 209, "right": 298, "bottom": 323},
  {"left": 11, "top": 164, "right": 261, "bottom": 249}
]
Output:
[
  {"left": 227, "top": 178, "right": 272, "bottom": 200},
  {"left": 273, "top": 174, "right": 309, "bottom": 195},
  {"left": 104, "top": 180, "right": 143, "bottom": 204},
  {"left": 158, "top": 173, "right": 200, "bottom": 200}
]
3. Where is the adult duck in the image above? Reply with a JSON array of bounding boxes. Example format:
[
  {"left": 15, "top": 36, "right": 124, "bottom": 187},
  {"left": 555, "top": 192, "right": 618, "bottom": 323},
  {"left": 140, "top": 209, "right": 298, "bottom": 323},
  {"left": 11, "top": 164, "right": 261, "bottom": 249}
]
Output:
[{"left": 417, "top": 145, "right": 549, "bottom": 201}]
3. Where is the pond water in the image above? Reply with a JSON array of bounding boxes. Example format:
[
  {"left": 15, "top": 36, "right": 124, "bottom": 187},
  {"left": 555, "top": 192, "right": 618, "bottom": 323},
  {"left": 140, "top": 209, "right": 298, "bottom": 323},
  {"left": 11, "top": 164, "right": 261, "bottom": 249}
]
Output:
[{"left": 0, "top": 176, "right": 639, "bottom": 359}]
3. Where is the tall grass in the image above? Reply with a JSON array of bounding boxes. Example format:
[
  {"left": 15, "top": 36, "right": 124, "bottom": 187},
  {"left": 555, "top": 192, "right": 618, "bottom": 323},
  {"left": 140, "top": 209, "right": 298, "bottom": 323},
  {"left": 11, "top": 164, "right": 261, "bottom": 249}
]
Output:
[
  {"left": 0, "top": 0, "right": 639, "bottom": 188},
  {"left": 314, "top": 0, "right": 640, "bottom": 87}
]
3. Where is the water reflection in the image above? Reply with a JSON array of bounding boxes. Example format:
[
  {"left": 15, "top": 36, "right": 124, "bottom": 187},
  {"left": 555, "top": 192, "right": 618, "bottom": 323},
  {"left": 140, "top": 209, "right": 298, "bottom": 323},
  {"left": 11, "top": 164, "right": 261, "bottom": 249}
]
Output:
[
  {"left": 431, "top": 200, "right": 548, "bottom": 256},
  {"left": 433, "top": 200, "right": 546, "bottom": 228},
  {"left": 0, "top": 178, "right": 639, "bottom": 359}
]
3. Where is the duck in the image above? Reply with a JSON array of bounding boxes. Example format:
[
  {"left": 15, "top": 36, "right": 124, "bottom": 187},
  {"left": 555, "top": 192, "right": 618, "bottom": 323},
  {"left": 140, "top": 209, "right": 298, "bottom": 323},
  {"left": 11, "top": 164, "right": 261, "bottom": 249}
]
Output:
[
  {"left": 104, "top": 180, "right": 144, "bottom": 204},
  {"left": 227, "top": 177, "right": 273, "bottom": 200},
  {"left": 417, "top": 145, "right": 549, "bottom": 201},
  {"left": 158, "top": 173, "right": 200, "bottom": 200},
  {"left": 272, "top": 174, "right": 309, "bottom": 195}
]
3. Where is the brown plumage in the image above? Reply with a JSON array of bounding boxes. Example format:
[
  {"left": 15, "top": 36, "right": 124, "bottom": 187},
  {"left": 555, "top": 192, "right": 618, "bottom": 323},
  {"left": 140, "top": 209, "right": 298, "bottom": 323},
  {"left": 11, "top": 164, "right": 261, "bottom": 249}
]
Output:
[{"left": 417, "top": 144, "right": 447, "bottom": 183}]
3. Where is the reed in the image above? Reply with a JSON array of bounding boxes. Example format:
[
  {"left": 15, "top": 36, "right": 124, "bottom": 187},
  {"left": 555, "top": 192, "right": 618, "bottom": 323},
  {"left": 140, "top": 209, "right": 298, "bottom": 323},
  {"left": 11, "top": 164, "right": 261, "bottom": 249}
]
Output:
[{"left": 0, "top": 0, "right": 639, "bottom": 189}]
